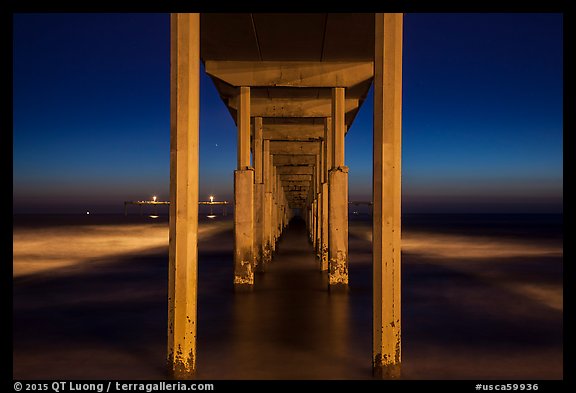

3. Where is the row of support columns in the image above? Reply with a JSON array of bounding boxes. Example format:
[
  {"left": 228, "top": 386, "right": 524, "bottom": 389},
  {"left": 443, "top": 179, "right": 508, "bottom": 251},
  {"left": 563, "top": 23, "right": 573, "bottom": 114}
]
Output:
[
  {"left": 233, "top": 87, "right": 290, "bottom": 287},
  {"left": 168, "top": 12, "right": 402, "bottom": 379},
  {"left": 304, "top": 87, "right": 349, "bottom": 288}
]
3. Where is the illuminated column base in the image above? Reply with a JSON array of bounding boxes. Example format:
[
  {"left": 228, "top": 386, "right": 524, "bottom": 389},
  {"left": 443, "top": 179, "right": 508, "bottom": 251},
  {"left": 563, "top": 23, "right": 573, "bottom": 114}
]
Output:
[
  {"left": 253, "top": 183, "right": 264, "bottom": 272},
  {"left": 262, "top": 191, "right": 273, "bottom": 265},
  {"left": 328, "top": 167, "right": 349, "bottom": 288},
  {"left": 234, "top": 169, "right": 254, "bottom": 288},
  {"left": 320, "top": 182, "right": 329, "bottom": 271}
]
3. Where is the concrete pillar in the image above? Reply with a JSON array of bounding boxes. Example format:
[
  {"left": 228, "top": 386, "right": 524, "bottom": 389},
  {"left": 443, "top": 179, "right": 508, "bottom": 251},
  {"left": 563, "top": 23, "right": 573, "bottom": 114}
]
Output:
[
  {"left": 253, "top": 117, "right": 264, "bottom": 272},
  {"left": 254, "top": 117, "right": 263, "bottom": 183},
  {"left": 237, "top": 87, "right": 251, "bottom": 170},
  {"left": 373, "top": 13, "right": 403, "bottom": 379},
  {"left": 320, "top": 182, "right": 329, "bottom": 270},
  {"left": 234, "top": 86, "right": 254, "bottom": 288},
  {"left": 277, "top": 175, "right": 282, "bottom": 238},
  {"left": 320, "top": 118, "right": 331, "bottom": 271},
  {"left": 312, "top": 199, "right": 317, "bottom": 247},
  {"left": 271, "top": 165, "right": 277, "bottom": 251},
  {"left": 328, "top": 167, "right": 348, "bottom": 287},
  {"left": 168, "top": 13, "right": 199, "bottom": 378},
  {"left": 307, "top": 193, "right": 313, "bottom": 241},
  {"left": 280, "top": 188, "right": 285, "bottom": 230},
  {"left": 307, "top": 203, "right": 311, "bottom": 237},
  {"left": 315, "top": 153, "right": 322, "bottom": 258},
  {"left": 262, "top": 140, "right": 272, "bottom": 265},
  {"left": 276, "top": 173, "right": 281, "bottom": 238},
  {"left": 328, "top": 87, "right": 349, "bottom": 288}
]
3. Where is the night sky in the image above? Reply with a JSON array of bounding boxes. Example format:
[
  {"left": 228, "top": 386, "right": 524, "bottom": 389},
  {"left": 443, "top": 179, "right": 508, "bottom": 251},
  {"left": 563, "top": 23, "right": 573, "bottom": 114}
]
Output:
[{"left": 12, "top": 13, "right": 563, "bottom": 214}]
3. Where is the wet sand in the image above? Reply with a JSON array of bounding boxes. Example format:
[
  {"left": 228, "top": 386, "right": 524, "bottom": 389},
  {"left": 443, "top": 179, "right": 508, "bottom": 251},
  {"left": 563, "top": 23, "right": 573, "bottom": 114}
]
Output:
[{"left": 13, "top": 214, "right": 563, "bottom": 379}]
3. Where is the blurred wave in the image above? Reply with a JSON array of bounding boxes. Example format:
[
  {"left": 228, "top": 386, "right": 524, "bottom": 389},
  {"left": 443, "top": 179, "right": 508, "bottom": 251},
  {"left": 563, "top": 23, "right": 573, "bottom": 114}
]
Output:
[
  {"left": 349, "top": 225, "right": 563, "bottom": 312},
  {"left": 13, "top": 220, "right": 231, "bottom": 277},
  {"left": 351, "top": 227, "right": 563, "bottom": 259}
]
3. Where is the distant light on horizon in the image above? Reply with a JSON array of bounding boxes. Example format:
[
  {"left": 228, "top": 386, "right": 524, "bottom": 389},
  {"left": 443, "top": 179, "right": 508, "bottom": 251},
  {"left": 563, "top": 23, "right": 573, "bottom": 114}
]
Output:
[
  {"left": 152, "top": 196, "right": 157, "bottom": 202},
  {"left": 207, "top": 215, "right": 216, "bottom": 219},
  {"left": 149, "top": 215, "right": 159, "bottom": 219},
  {"left": 86, "top": 211, "right": 90, "bottom": 215},
  {"left": 209, "top": 195, "right": 214, "bottom": 203}
]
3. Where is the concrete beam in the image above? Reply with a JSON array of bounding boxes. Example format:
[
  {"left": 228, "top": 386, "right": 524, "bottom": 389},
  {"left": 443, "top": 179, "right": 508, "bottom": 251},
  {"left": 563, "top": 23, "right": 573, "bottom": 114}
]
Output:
[
  {"left": 373, "top": 13, "right": 403, "bottom": 380},
  {"left": 286, "top": 196, "right": 308, "bottom": 200},
  {"left": 273, "top": 155, "right": 316, "bottom": 166},
  {"left": 205, "top": 60, "right": 374, "bottom": 88},
  {"left": 230, "top": 97, "right": 359, "bottom": 117},
  {"left": 269, "top": 141, "right": 320, "bottom": 155},
  {"left": 168, "top": 13, "right": 199, "bottom": 378},
  {"left": 263, "top": 124, "right": 325, "bottom": 140},
  {"left": 282, "top": 179, "right": 310, "bottom": 185},
  {"left": 276, "top": 165, "right": 314, "bottom": 175},
  {"left": 285, "top": 187, "right": 309, "bottom": 193},
  {"left": 285, "top": 189, "right": 309, "bottom": 194},
  {"left": 279, "top": 174, "right": 313, "bottom": 181}
]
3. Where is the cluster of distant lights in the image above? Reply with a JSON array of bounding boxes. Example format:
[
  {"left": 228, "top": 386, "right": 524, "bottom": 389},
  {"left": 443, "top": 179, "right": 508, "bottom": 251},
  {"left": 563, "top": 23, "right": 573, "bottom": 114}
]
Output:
[
  {"left": 149, "top": 195, "right": 159, "bottom": 218},
  {"left": 86, "top": 195, "right": 218, "bottom": 219},
  {"left": 207, "top": 195, "right": 216, "bottom": 219}
]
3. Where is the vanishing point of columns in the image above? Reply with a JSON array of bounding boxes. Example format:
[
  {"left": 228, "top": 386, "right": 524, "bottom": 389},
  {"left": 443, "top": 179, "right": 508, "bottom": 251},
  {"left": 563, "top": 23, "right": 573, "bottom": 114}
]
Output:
[{"left": 168, "top": 13, "right": 403, "bottom": 379}]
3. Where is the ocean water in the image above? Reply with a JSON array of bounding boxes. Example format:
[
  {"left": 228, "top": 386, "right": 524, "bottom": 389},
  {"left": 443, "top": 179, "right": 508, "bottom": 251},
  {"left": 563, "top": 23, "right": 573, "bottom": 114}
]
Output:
[{"left": 13, "top": 213, "right": 563, "bottom": 379}]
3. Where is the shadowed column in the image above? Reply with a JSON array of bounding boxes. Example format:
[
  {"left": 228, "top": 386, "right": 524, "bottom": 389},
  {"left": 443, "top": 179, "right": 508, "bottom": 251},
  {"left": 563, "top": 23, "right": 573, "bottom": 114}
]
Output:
[
  {"left": 315, "top": 152, "right": 322, "bottom": 258},
  {"left": 262, "top": 139, "right": 272, "bottom": 266},
  {"left": 272, "top": 164, "right": 278, "bottom": 251},
  {"left": 253, "top": 117, "right": 264, "bottom": 272},
  {"left": 328, "top": 87, "right": 349, "bottom": 288},
  {"left": 373, "top": 12, "right": 403, "bottom": 379},
  {"left": 168, "top": 12, "right": 199, "bottom": 378},
  {"left": 234, "top": 86, "right": 254, "bottom": 288},
  {"left": 320, "top": 117, "right": 331, "bottom": 271}
]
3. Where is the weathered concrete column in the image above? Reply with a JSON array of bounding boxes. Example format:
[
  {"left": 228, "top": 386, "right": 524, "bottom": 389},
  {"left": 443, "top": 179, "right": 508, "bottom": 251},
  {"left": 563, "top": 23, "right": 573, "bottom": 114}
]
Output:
[
  {"left": 234, "top": 86, "right": 254, "bottom": 288},
  {"left": 277, "top": 174, "right": 282, "bottom": 238},
  {"left": 328, "top": 87, "right": 349, "bottom": 288},
  {"left": 373, "top": 13, "right": 403, "bottom": 379},
  {"left": 315, "top": 153, "right": 322, "bottom": 258},
  {"left": 271, "top": 165, "right": 278, "bottom": 251},
  {"left": 253, "top": 117, "right": 264, "bottom": 272},
  {"left": 312, "top": 158, "right": 317, "bottom": 246},
  {"left": 277, "top": 174, "right": 282, "bottom": 237},
  {"left": 308, "top": 193, "right": 313, "bottom": 241},
  {"left": 321, "top": 182, "right": 329, "bottom": 270},
  {"left": 262, "top": 140, "right": 272, "bottom": 265},
  {"left": 307, "top": 203, "right": 311, "bottom": 237},
  {"left": 280, "top": 188, "right": 286, "bottom": 230},
  {"left": 168, "top": 12, "right": 199, "bottom": 378},
  {"left": 312, "top": 198, "right": 317, "bottom": 247},
  {"left": 320, "top": 118, "right": 331, "bottom": 271}
]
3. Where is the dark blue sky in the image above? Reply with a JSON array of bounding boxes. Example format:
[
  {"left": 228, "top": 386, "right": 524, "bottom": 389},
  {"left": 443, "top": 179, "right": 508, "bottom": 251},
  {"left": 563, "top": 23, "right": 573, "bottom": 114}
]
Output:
[{"left": 13, "top": 13, "right": 563, "bottom": 214}]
